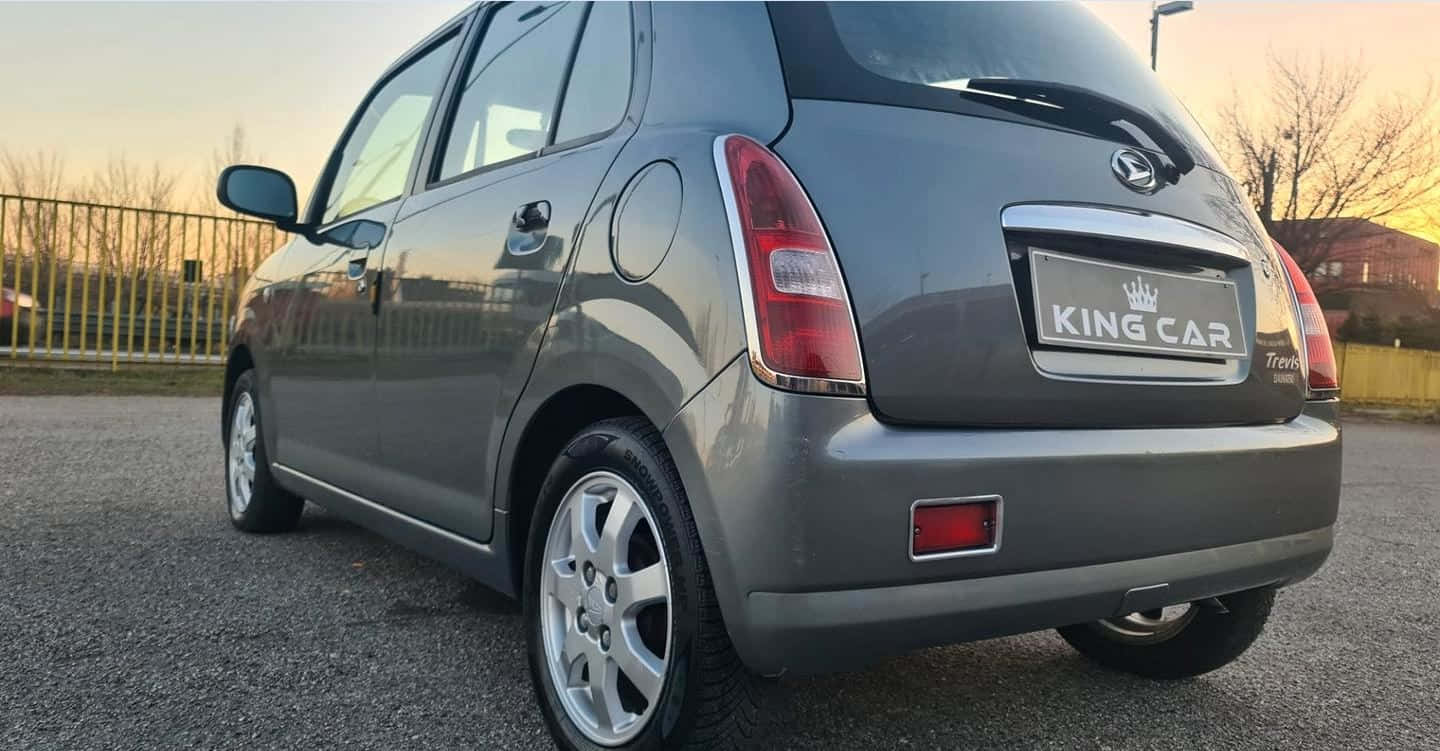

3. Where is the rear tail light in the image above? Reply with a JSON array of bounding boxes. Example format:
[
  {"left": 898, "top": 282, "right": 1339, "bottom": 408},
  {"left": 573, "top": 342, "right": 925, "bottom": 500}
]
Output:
[
  {"left": 714, "top": 134, "right": 865, "bottom": 395},
  {"left": 1272, "top": 239, "right": 1339, "bottom": 396}
]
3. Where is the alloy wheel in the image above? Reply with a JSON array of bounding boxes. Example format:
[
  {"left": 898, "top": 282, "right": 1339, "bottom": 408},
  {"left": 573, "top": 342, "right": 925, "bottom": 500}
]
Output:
[
  {"left": 539, "top": 471, "right": 672, "bottom": 747},
  {"left": 227, "top": 392, "right": 257, "bottom": 518}
]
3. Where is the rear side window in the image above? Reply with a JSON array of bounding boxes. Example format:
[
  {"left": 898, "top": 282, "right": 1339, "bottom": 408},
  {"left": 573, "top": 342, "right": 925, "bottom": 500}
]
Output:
[
  {"left": 553, "top": 1, "right": 633, "bottom": 144},
  {"left": 436, "top": 2, "right": 586, "bottom": 181},
  {"left": 321, "top": 34, "right": 458, "bottom": 225},
  {"left": 768, "top": 2, "right": 1222, "bottom": 169}
]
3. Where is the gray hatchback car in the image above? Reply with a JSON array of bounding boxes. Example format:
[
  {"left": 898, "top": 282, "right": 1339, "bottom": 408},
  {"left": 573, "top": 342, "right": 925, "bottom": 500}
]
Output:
[{"left": 216, "top": 2, "right": 1341, "bottom": 749}]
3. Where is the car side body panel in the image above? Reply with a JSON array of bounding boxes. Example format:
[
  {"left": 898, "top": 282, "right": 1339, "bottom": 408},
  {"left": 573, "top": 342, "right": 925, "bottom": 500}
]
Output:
[
  {"left": 231, "top": 1, "right": 790, "bottom": 598},
  {"left": 226, "top": 238, "right": 301, "bottom": 458},
  {"left": 492, "top": 0, "right": 790, "bottom": 517},
  {"left": 361, "top": 2, "right": 650, "bottom": 542},
  {"left": 641, "top": 1, "right": 791, "bottom": 136}
]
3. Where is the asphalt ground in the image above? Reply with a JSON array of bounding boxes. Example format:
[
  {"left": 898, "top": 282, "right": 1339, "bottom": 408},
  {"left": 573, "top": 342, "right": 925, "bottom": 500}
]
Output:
[{"left": 1, "top": 396, "right": 1436, "bottom": 750}]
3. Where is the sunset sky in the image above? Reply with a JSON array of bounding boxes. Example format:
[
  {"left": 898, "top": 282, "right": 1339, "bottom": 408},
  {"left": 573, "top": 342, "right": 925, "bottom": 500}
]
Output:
[{"left": 2, "top": 1, "right": 1438, "bottom": 236}]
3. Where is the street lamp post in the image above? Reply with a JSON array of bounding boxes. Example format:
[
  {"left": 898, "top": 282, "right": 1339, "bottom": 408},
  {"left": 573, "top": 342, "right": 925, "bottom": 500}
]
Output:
[{"left": 1150, "top": 0, "right": 1195, "bottom": 71}]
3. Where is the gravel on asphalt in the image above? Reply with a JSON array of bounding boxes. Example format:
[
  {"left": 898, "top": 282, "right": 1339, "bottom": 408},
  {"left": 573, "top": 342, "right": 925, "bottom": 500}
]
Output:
[{"left": 1, "top": 396, "right": 1435, "bottom": 750}]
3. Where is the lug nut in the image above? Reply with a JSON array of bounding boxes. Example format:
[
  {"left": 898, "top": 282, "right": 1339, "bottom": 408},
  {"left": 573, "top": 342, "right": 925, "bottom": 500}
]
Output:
[
  {"left": 577, "top": 610, "right": 590, "bottom": 633},
  {"left": 583, "top": 562, "right": 595, "bottom": 585},
  {"left": 599, "top": 626, "right": 611, "bottom": 651},
  {"left": 605, "top": 579, "right": 618, "bottom": 603}
]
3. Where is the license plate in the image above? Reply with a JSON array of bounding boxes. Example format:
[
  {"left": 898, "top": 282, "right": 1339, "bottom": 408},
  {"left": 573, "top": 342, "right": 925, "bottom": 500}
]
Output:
[{"left": 1029, "top": 249, "right": 1248, "bottom": 359}]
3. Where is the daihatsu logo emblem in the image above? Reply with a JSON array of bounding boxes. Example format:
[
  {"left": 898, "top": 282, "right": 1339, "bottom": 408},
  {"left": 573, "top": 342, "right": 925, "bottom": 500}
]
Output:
[
  {"left": 1111, "top": 148, "right": 1159, "bottom": 193},
  {"left": 584, "top": 586, "right": 605, "bottom": 625}
]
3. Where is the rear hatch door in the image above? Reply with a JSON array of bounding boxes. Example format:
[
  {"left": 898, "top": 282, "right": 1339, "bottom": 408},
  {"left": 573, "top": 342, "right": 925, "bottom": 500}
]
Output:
[{"left": 767, "top": 1, "right": 1306, "bottom": 428}]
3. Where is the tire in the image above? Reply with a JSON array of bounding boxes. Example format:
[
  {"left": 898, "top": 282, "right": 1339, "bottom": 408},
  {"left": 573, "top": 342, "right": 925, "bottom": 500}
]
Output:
[
  {"left": 524, "top": 417, "right": 759, "bottom": 751},
  {"left": 224, "top": 369, "right": 304, "bottom": 533},
  {"left": 1056, "top": 587, "right": 1276, "bottom": 680}
]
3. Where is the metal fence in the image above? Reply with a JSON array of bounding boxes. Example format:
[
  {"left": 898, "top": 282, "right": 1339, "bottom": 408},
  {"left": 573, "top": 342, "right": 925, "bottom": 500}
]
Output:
[
  {"left": 0, "top": 194, "right": 284, "bottom": 367},
  {"left": 6, "top": 190, "right": 1439, "bottom": 404}
]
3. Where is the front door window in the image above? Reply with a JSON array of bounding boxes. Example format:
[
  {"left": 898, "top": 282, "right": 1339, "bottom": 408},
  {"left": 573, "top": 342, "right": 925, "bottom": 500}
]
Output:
[{"left": 321, "top": 34, "right": 459, "bottom": 225}]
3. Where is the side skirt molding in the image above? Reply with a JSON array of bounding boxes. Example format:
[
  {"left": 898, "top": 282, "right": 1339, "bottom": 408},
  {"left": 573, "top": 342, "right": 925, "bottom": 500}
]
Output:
[{"left": 273, "top": 462, "right": 516, "bottom": 597}]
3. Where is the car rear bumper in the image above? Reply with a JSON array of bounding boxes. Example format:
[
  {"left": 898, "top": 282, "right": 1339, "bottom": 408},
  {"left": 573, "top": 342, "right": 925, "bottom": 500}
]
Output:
[
  {"left": 662, "top": 356, "right": 1341, "bottom": 675},
  {"left": 741, "top": 526, "right": 1329, "bottom": 675}
]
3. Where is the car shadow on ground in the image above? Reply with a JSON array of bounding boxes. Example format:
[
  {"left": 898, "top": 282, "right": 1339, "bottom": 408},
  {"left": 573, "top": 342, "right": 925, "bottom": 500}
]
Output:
[
  {"left": 761, "top": 646, "right": 1272, "bottom": 748},
  {"left": 286, "top": 504, "right": 1281, "bottom": 749},
  {"left": 287, "top": 506, "right": 524, "bottom": 619}
]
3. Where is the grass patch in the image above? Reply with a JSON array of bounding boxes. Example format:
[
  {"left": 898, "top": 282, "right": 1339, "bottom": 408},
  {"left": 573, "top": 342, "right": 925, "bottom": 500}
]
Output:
[
  {"left": 1341, "top": 402, "right": 1440, "bottom": 424},
  {"left": 0, "top": 364, "right": 223, "bottom": 397}
]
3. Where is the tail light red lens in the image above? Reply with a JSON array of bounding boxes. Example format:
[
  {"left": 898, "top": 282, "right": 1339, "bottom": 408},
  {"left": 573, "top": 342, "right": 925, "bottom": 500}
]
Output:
[
  {"left": 715, "top": 134, "right": 865, "bottom": 394},
  {"left": 1272, "top": 239, "right": 1339, "bottom": 395},
  {"left": 911, "top": 498, "right": 1000, "bottom": 558}
]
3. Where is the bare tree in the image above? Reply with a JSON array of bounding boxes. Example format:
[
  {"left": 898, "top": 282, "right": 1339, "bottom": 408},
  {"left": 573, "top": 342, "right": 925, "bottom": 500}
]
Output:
[
  {"left": 1221, "top": 52, "right": 1440, "bottom": 276},
  {"left": 80, "top": 156, "right": 179, "bottom": 212},
  {"left": 0, "top": 148, "right": 67, "bottom": 199},
  {"left": 1, "top": 148, "right": 68, "bottom": 245},
  {"left": 198, "top": 124, "right": 279, "bottom": 282},
  {"left": 199, "top": 123, "right": 261, "bottom": 213},
  {"left": 74, "top": 156, "right": 181, "bottom": 276}
]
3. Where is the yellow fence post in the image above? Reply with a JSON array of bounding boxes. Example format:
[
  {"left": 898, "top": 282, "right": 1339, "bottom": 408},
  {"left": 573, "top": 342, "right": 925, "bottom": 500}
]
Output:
[
  {"left": 1, "top": 197, "right": 13, "bottom": 358},
  {"left": 125, "top": 208, "right": 140, "bottom": 363},
  {"left": 219, "top": 223, "right": 238, "bottom": 355},
  {"left": 191, "top": 219, "right": 209, "bottom": 362},
  {"left": 111, "top": 209, "right": 123, "bottom": 372},
  {"left": 94, "top": 208, "right": 106, "bottom": 363},
  {"left": 78, "top": 207, "right": 92, "bottom": 360},
  {"left": 13, "top": 200, "right": 25, "bottom": 357},
  {"left": 60, "top": 206, "right": 75, "bottom": 359},
  {"left": 142, "top": 212, "right": 156, "bottom": 362},
  {"left": 43, "top": 204, "right": 59, "bottom": 358},
  {"left": 205, "top": 220, "right": 223, "bottom": 360},
  {"left": 27, "top": 201, "right": 41, "bottom": 358},
  {"left": 176, "top": 216, "right": 189, "bottom": 364},
  {"left": 158, "top": 215, "right": 172, "bottom": 362}
]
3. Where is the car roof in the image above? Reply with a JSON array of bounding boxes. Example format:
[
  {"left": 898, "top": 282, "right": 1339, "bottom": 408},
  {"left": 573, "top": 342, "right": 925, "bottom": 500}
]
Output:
[{"left": 376, "top": 2, "right": 482, "bottom": 83}]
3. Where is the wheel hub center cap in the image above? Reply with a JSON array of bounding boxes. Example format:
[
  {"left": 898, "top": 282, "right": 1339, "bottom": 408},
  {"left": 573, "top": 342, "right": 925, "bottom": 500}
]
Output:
[{"left": 584, "top": 585, "right": 605, "bottom": 627}]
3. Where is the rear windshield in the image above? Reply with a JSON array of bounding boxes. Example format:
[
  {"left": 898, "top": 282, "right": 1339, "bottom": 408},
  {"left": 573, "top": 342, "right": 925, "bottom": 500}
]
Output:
[{"left": 767, "top": 2, "right": 1221, "bottom": 169}]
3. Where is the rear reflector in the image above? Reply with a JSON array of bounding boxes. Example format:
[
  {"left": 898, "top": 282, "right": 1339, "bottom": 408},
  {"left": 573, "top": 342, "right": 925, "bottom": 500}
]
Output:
[
  {"left": 714, "top": 134, "right": 866, "bottom": 395},
  {"left": 1271, "top": 239, "right": 1340, "bottom": 395},
  {"left": 911, "top": 497, "right": 1001, "bottom": 559}
]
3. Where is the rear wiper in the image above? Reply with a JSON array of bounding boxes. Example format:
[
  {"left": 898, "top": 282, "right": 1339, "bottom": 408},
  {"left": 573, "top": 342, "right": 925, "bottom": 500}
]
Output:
[{"left": 953, "top": 78, "right": 1196, "bottom": 181}]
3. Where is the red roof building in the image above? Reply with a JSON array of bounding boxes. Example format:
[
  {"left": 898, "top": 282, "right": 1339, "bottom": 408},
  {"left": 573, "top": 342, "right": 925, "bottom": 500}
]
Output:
[{"left": 1278, "top": 218, "right": 1440, "bottom": 300}]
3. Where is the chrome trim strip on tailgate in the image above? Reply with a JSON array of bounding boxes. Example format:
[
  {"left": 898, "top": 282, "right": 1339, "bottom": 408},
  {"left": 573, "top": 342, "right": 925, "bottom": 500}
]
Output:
[{"left": 1001, "top": 204, "right": 1251, "bottom": 263}]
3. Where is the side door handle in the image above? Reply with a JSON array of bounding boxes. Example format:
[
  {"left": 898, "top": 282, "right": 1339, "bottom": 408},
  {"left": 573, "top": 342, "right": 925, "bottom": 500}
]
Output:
[
  {"left": 346, "top": 251, "right": 369, "bottom": 293},
  {"left": 507, "top": 200, "right": 551, "bottom": 255}
]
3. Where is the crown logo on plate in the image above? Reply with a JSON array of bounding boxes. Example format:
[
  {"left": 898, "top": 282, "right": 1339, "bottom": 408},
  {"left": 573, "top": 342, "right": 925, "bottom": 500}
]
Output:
[{"left": 1122, "top": 275, "right": 1159, "bottom": 313}]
